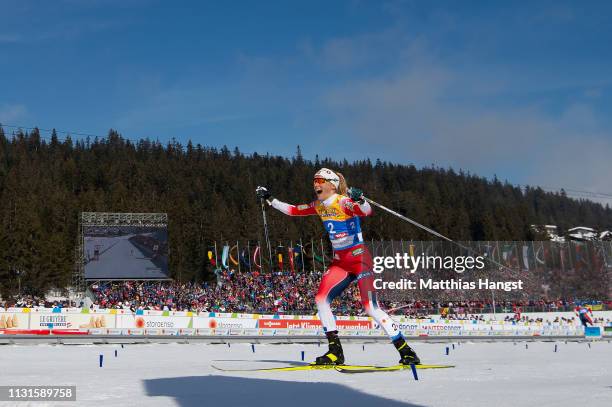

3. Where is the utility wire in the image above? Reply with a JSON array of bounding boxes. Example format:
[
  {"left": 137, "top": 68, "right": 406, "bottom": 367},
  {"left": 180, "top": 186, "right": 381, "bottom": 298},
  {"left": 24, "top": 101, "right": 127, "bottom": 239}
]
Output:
[{"left": 1, "top": 124, "right": 102, "bottom": 139}]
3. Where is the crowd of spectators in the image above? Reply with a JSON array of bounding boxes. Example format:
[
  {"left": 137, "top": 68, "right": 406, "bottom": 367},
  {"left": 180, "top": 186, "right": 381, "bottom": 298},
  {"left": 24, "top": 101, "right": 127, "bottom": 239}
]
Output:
[
  {"left": 87, "top": 269, "right": 363, "bottom": 314},
  {"left": 84, "top": 269, "right": 611, "bottom": 317},
  {"left": 0, "top": 295, "right": 75, "bottom": 309},
  {"left": 3, "top": 270, "right": 610, "bottom": 318}
]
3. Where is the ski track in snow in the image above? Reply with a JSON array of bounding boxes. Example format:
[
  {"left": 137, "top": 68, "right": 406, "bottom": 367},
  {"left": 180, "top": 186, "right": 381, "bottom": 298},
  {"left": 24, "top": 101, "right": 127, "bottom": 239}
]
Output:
[{"left": 1, "top": 341, "right": 611, "bottom": 407}]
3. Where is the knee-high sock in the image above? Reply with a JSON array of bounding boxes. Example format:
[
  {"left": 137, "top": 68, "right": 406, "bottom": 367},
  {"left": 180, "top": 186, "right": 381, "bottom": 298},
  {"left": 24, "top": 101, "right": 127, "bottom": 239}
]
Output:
[
  {"left": 364, "top": 299, "right": 401, "bottom": 339},
  {"left": 359, "top": 281, "right": 401, "bottom": 340}
]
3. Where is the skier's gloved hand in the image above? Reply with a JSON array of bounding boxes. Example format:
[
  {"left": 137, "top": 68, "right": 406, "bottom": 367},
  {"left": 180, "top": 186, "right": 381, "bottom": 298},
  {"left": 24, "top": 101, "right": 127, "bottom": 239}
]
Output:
[
  {"left": 348, "top": 187, "right": 365, "bottom": 203},
  {"left": 256, "top": 186, "right": 273, "bottom": 201}
]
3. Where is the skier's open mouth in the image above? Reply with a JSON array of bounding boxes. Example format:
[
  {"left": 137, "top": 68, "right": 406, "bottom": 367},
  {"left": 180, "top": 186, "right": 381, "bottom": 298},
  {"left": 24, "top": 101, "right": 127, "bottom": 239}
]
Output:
[{"left": 315, "top": 188, "right": 323, "bottom": 195}]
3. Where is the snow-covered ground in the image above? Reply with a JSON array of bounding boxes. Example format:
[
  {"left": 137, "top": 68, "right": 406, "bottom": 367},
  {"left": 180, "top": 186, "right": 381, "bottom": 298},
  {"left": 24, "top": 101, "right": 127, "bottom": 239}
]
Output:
[{"left": 1, "top": 341, "right": 611, "bottom": 407}]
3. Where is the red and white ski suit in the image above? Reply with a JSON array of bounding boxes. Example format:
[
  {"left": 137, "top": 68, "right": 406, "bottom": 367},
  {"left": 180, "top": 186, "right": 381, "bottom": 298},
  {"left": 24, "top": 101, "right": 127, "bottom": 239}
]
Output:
[{"left": 271, "top": 194, "right": 401, "bottom": 339}]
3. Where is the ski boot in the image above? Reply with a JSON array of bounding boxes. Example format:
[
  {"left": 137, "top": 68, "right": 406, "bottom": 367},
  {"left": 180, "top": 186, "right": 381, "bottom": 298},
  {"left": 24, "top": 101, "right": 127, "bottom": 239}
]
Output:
[
  {"left": 315, "top": 330, "right": 345, "bottom": 365},
  {"left": 393, "top": 336, "right": 421, "bottom": 365}
]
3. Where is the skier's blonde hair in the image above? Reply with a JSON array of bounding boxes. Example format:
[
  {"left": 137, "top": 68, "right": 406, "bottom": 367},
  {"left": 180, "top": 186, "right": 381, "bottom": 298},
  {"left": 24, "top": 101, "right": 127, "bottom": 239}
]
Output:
[{"left": 335, "top": 171, "right": 348, "bottom": 196}]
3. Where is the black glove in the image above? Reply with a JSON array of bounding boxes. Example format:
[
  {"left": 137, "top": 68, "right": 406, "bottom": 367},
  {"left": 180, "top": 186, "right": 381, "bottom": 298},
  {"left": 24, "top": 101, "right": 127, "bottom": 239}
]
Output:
[
  {"left": 256, "top": 186, "right": 272, "bottom": 200},
  {"left": 348, "top": 187, "right": 365, "bottom": 203}
]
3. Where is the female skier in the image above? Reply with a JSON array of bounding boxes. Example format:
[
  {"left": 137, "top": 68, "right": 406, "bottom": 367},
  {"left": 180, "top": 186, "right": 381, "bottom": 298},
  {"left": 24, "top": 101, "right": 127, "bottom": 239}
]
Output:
[{"left": 256, "top": 168, "right": 420, "bottom": 365}]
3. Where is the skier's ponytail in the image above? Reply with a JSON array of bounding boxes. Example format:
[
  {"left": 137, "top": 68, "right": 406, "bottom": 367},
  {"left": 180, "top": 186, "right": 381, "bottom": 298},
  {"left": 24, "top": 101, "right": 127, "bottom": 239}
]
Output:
[{"left": 335, "top": 171, "right": 348, "bottom": 196}]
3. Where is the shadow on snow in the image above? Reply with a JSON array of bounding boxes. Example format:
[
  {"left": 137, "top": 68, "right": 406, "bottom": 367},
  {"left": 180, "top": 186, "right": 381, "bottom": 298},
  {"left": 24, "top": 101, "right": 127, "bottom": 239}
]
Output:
[{"left": 144, "top": 375, "right": 424, "bottom": 407}]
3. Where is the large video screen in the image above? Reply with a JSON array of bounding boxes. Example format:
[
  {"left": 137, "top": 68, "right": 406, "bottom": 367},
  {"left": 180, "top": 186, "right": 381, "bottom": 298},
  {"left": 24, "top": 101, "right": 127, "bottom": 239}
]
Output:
[{"left": 84, "top": 225, "right": 169, "bottom": 280}]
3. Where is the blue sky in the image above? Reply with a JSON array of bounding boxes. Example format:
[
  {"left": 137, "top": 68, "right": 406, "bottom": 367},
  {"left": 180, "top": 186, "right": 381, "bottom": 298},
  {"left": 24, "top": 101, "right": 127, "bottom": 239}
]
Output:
[{"left": 1, "top": 0, "right": 611, "bottom": 203}]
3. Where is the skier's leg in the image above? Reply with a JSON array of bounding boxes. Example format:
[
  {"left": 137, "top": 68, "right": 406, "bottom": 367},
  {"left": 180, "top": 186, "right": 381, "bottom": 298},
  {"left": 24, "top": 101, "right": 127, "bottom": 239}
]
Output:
[
  {"left": 356, "top": 271, "right": 421, "bottom": 364},
  {"left": 355, "top": 271, "right": 400, "bottom": 338},
  {"left": 314, "top": 265, "right": 354, "bottom": 365},
  {"left": 315, "top": 265, "right": 353, "bottom": 332}
]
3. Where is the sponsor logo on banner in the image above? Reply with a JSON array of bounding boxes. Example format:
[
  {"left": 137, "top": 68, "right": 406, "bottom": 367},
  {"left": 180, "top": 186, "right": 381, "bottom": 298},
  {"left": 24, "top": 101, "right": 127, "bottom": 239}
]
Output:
[
  {"left": 193, "top": 317, "right": 258, "bottom": 330},
  {"left": 34, "top": 313, "right": 108, "bottom": 329},
  {"left": 123, "top": 329, "right": 144, "bottom": 335},
  {"left": 118, "top": 314, "right": 191, "bottom": 329},
  {"left": 388, "top": 323, "right": 463, "bottom": 332},
  {"left": 257, "top": 319, "right": 372, "bottom": 330},
  {"left": 38, "top": 315, "right": 71, "bottom": 328}
]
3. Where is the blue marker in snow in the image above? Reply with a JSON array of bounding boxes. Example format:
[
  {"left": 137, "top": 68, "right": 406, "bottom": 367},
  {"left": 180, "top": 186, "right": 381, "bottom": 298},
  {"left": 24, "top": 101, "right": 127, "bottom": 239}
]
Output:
[{"left": 410, "top": 363, "right": 418, "bottom": 381}]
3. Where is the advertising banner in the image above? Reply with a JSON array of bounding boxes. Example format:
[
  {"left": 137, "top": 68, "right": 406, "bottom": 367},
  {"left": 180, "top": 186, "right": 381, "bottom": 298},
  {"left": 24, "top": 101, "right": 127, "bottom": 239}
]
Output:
[
  {"left": 192, "top": 316, "right": 258, "bottom": 330},
  {"left": 33, "top": 311, "right": 110, "bottom": 330},
  {"left": 117, "top": 314, "right": 192, "bottom": 329},
  {"left": 256, "top": 318, "right": 372, "bottom": 330},
  {"left": 0, "top": 308, "right": 599, "bottom": 337}
]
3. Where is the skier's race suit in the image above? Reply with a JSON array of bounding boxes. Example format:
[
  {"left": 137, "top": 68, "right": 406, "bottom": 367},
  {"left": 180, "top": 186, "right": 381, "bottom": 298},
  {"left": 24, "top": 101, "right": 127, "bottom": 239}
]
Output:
[{"left": 271, "top": 193, "right": 401, "bottom": 340}]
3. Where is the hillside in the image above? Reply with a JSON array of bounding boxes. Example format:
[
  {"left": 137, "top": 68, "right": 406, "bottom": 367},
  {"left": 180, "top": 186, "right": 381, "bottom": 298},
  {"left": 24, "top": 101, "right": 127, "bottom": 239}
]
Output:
[{"left": 0, "top": 127, "right": 610, "bottom": 294}]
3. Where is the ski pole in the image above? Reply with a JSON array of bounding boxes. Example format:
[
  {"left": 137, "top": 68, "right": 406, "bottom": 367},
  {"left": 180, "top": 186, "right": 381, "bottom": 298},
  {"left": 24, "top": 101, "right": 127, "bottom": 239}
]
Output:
[
  {"left": 363, "top": 196, "right": 516, "bottom": 273},
  {"left": 365, "top": 197, "right": 464, "bottom": 245},
  {"left": 260, "top": 198, "right": 274, "bottom": 273}
]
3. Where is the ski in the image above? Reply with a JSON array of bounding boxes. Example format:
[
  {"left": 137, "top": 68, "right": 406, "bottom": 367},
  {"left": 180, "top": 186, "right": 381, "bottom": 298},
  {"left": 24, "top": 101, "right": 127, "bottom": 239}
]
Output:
[
  {"left": 211, "top": 363, "right": 376, "bottom": 372},
  {"left": 211, "top": 362, "right": 455, "bottom": 373},
  {"left": 335, "top": 364, "right": 455, "bottom": 373}
]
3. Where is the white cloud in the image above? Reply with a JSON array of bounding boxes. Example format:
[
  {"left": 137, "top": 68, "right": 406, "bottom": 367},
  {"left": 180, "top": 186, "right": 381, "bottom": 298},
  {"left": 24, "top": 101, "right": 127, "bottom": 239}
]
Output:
[
  {"left": 316, "top": 27, "right": 406, "bottom": 70},
  {"left": 113, "top": 80, "right": 255, "bottom": 133},
  {"left": 107, "top": 7, "right": 612, "bottom": 208},
  {"left": 0, "top": 104, "right": 27, "bottom": 123},
  {"left": 315, "top": 32, "right": 612, "bottom": 205}
]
